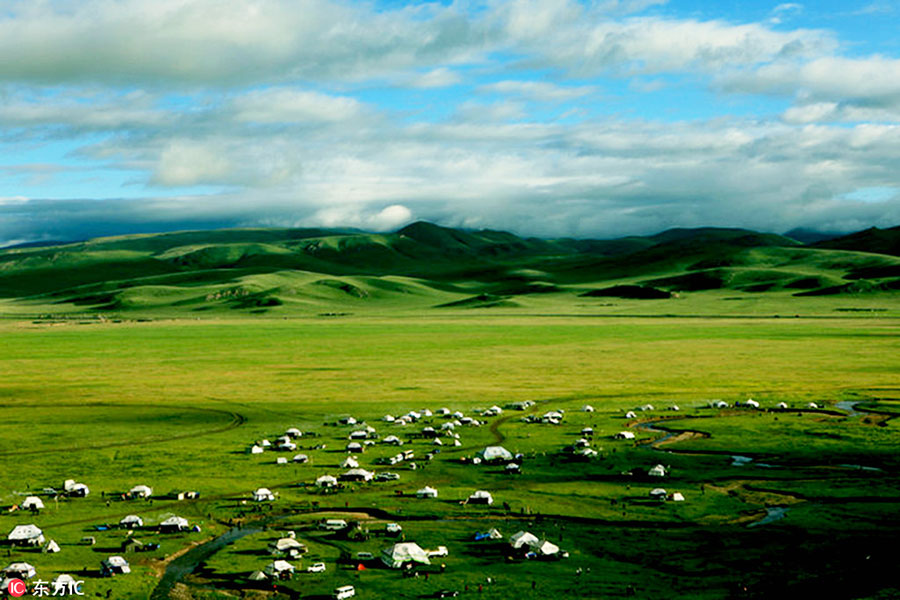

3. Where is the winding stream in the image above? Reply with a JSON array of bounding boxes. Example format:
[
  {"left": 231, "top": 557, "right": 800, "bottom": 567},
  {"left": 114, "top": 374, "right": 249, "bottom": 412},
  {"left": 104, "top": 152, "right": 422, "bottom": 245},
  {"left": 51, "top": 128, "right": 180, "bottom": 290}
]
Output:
[
  {"left": 747, "top": 506, "right": 789, "bottom": 528},
  {"left": 150, "top": 525, "right": 262, "bottom": 600}
]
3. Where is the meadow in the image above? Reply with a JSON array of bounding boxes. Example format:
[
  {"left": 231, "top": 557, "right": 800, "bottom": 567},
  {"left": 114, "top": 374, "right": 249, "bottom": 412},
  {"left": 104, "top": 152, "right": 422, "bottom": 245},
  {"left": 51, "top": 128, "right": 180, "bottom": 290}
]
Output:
[{"left": 1, "top": 309, "right": 899, "bottom": 599}]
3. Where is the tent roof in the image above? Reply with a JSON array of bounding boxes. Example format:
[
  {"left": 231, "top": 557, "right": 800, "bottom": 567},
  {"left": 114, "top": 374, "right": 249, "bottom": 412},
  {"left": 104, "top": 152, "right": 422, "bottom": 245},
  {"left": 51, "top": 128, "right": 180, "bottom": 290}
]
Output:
[
  {"left": 266, "top": 560, "right": 294, "bottom": 572},
  {"left": 477, "top": 446, "right": 513, "bottom": 461},
  {"left": 381, "top": 542, "right": 431, "bottom": 567},
  {"left": 8, "top": 524, "right": 42, "bottom": 540},
  {"left": 509, "top": 531, "right": 540, "bottom": 549}
]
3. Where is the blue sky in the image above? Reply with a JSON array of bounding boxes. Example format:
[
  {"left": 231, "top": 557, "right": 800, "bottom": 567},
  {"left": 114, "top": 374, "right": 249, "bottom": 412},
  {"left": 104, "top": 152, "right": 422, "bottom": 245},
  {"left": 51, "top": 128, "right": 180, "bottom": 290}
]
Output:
[{"left": 1, "top": 0, "right": 899, "bottom": 245}]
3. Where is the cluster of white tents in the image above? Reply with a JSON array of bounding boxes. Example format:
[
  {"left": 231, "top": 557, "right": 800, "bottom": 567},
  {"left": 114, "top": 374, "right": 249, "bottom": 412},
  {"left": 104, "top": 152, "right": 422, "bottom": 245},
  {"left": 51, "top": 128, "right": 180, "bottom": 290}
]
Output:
[
  {"left": 509, "top": 531, "right": 561, "bottom": 558},
  {"left": 707, "top": 399, "right": 819, "bottom": 410},
  {"left": 248, "top": 426, "right": 304, "bottom": 455}
]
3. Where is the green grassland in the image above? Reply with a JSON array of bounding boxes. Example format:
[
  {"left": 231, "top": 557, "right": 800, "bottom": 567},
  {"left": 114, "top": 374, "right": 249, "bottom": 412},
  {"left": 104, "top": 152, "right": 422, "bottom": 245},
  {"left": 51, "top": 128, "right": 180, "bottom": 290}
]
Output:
[
  {"left": 1, "top": 223, "right": 899, "bottom": 599},
  {"left": 1, "top": 314, "right": 899, "bottom": 599}
]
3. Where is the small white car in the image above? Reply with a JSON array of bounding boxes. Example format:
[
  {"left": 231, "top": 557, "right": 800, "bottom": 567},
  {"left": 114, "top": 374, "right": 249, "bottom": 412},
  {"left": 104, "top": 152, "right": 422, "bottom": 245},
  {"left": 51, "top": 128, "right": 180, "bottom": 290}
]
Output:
[{"left": 307, "top": 562, "right": 326, "bottom": 573}]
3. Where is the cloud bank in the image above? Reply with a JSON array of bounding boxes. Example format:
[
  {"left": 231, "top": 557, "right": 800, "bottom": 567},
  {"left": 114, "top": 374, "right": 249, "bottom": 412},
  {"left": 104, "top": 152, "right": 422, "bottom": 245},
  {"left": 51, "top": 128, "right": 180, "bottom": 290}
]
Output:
[{"left": 0, "top": 0, "right": 898, "bottom": 244}]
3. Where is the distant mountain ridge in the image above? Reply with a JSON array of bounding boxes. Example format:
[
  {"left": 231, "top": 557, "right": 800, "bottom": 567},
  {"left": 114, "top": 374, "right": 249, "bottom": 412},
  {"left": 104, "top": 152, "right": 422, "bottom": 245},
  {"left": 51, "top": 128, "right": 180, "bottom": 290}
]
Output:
[{"left": 0, "top": 221, "right": 897, "bottom": 313}]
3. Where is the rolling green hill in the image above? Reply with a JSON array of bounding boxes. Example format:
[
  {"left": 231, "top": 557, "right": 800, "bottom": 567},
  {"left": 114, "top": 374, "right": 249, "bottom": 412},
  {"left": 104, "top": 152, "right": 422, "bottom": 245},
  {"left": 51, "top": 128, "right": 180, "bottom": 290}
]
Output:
[
  {"left": 812, "top": 225, "right": 900, "bottom": 256},
  {"left": 1, "top": 221, "right": 898, "bottom": 316}
]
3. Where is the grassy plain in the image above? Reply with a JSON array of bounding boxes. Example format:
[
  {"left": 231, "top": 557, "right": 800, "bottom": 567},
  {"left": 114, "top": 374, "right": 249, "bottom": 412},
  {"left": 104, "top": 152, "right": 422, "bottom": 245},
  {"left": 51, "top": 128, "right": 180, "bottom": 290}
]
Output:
[{"left": 1, "top": 309, "right": 899, "bottom": 599}]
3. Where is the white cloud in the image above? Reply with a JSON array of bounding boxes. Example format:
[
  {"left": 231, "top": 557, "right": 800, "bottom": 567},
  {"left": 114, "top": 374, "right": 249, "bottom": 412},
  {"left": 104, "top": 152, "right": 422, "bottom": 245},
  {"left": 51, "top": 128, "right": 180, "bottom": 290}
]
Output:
[
  {"left": 230, "top": 89, "right": 365, "bottom": 123},
  {"left": 479, "top": 80, "right": 596, "bottom": 102},
  {"left": 0, "top": 0, "right": 487, "bottom": 85},
  {"left": 405, "top": 68, "right": 462, "bottom": 89},
  {"left": 725, "top": 56, "right": 900, "bottom": 103}
]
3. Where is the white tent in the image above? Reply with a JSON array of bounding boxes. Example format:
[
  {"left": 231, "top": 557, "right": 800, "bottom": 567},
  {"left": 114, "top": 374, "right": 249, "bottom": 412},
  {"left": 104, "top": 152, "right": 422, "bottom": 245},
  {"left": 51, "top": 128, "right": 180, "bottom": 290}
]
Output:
[
  {"left": 671, "top": 492, "right": 685, "bottom": 502},
  {"left": 21, "top": 496, "right": 44, "bottom": 510},
  {"left": 119, "top": 515, "right": 143, "bottom": 528},
  {"left": 582, "top": 405, "right": 595, "bottom": 412},
  {"left": 250, "top": 444, "right": 264, "bottom": 454},
  {"left": 160, "top": 516, "right": 189, "bottom": 532},
  {"left": 649, "top": 488, "right": 667, "bottom": 500},
  {"left": 476, "top": 446, "right": 513, "bottom": 462},
  {"left": 534, "top": 540, "right": 559, "bottom": 556},
  {"left": 437, "top": 408, "right": 451, "bottom": 416},
  {"left": 101, "top": 556, "right": 131, "bottom": 575},
  {"left": 253, "top": 488, "right": 275, "bottom": 501},
  {"left": 624, "top": 411, "right": 637, "bottom": 419},
  {"left": 70, "top": 483, "right": 89, "bottom": 497},
  {"left": 381, "top": 542, "right": 431, "bottom": 569},
  {"left": 269, "top": 537, "right": 306, "bottom": 556},
  {"left": 341, "top": 468, "right": 374, "bottom": 482},
  {"left": 44, "top": 540, "right": 60, "bottom": 553},
  {"left": 615, "top": 431, "right": 635, "bottom": 440},
  {"left": 487, "top": 528, "right": 503, "bottom": 540},
  {"left": 293, "top": 454, "right": 309, "bottom": 463},
  {"left": 776, "top": 402, "right": 789, "bottom": 409},
  {"left": 382, "top": 435, "right": 403, "bottom": 445},
  {"left": 341, "top": 456, "right": 359, "bottom": 468},
  {"left": 433, "top": 438, "right": 443, "bottom": 446},
  {"left": 807, "top": 402, "right": 819, "bottom": 409},
  {"left": 2, "top": 562, "right": 36, "bottom": 579},
  {"left": 316, "top": 475, "right": 338, "bottom": 488},
  {"left": 285, "top": 428, "right": 302, "bottom": 438},
  {"left": 346, "top": 442, "right": 364, "bottom": 453},
  {"left": 276, "top": 457, "right": 288, "bottom": 465},
  {"left": 648, "top": 464, "right": 667, "bottom": 477},
  {"left": 509, "top": 531, "right": 540, "bottom": 549},
  {"left": 130, "top": 485, "right": 152, "bottom": 498},
  {"left": 416, "top": 486, "right": 438, "bottom": 498},
  {"left": 8, "top": 524, "right": 44, "bottom": 546},
  {"left": 264, "top": 560, "right": 295, "bottom": 576},
  {"left": 467, "top": 490, "right": 493, "bottom": 505},
  {"left": 248, "top": 570, "right": 268, "bottom": 581}
]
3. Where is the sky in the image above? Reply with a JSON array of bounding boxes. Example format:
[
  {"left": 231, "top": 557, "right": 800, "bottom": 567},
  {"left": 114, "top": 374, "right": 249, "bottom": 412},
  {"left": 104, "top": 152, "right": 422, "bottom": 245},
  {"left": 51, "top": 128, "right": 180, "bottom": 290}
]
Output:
[{"left": 1, "top": 0, "right": 900, "bottom": 245}]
